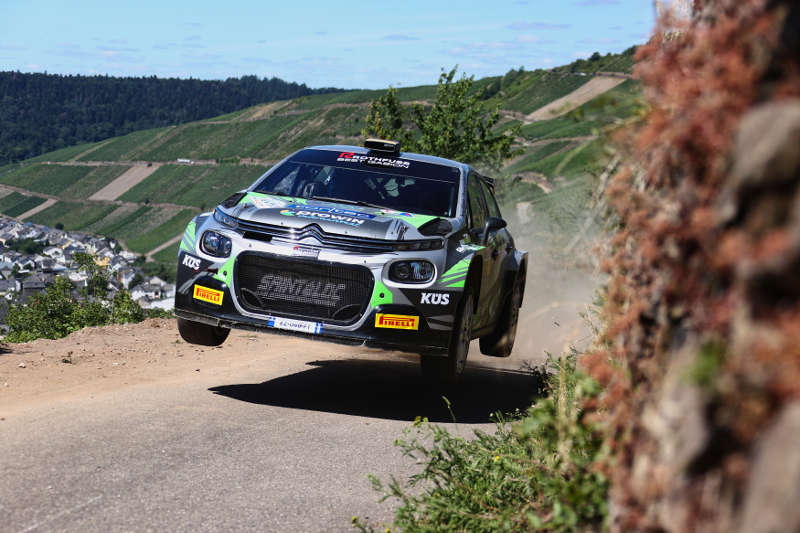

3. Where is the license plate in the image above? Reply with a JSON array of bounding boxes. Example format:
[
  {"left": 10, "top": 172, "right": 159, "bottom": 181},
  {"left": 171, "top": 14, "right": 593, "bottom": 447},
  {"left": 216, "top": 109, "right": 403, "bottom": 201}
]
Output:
[{"left": 267, "top": 317, "right": 322, "bottom": 334}]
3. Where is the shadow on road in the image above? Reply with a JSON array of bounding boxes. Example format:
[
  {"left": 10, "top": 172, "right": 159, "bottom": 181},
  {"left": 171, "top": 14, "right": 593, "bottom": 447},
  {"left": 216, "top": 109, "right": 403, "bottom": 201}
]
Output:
[{"left": 209, "top": 357, "right": 546, "bottom": 423}]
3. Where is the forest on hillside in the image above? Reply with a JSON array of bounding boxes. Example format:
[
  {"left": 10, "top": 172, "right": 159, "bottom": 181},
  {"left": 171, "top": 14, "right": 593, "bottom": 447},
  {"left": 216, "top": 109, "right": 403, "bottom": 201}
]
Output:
[{"left": 0, "top": 72, "right": 344, "bottom": 165}]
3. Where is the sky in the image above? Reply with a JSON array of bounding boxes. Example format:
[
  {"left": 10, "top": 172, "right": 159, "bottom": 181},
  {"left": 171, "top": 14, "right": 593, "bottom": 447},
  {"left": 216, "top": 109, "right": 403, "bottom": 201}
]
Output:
[{"left": 1, "top": 0, "right": 655, "bottom": 90}]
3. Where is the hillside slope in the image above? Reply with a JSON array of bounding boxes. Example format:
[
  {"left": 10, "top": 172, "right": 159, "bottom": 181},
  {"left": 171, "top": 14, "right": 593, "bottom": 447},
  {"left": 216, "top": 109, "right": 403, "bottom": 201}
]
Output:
[
  {"left": 0, "top": 53, "right": 641, "bottom": 268},
  {"left": 0, "top": 72, "right": 344, "bottom": 165}
]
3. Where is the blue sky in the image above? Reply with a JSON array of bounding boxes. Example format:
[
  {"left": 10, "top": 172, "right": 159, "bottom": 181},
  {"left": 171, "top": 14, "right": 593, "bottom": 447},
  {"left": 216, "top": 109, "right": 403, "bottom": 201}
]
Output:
[{"left": 1, "top": 0, "right": 654, "bottom": 89}]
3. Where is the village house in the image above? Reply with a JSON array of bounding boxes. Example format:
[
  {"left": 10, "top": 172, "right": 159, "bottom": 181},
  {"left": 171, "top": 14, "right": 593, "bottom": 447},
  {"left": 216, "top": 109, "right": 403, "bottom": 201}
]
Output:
[
  {"left": 131, "top": 283, "right": 162, "bottom": 301},
  {"left": 0, "top": 216, "right": 177, "bottom": 317}
]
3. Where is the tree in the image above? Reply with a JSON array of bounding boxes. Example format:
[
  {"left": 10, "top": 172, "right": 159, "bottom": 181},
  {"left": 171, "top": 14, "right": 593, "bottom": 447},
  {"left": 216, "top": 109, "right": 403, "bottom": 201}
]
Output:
[
  {"left": 4, "top": 276, "right": 107, "bottom": 342},
  {"left": 73, "top": 251, "right": 108, "bottom": 299},
  {"left": 110, "top": 289, "right": 145, "bottom": 324},
  {"left": 362, "top": 67, "right": 521, "bottom": 172},
  {"left": 4, "top": 255, "right": 153, "bottom": 343}
]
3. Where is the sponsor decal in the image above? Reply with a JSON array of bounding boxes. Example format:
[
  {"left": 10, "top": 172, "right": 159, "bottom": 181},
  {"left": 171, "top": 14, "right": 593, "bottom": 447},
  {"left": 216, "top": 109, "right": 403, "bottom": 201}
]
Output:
[
  {"left": 251, "top": 195, "right": 287, "bottom": 209},
  {"left": 182, "top": 254, "right": 202, "bottom": 271},
  {"left": 193, "top": 284, "right": 223, "bottom": 305},
  {"left": 267, "top": 316, "right": 322, "bottom": 334},
  {"left": 290, "top": 245, "right": 320, "bottom": 259},
  {"left": 420, "top": 292, "right": 450, "bottom": 305},
  {"left": 375, "top": 313, "right": 419, "bottom": 330},
  {"left": 378, "top": 208, "right": 414, "bottom": 218},
  {"left": 257, "top": 273, "right": 345, "bottom": 307},
  {"left": 337, "top": 151, "right": 411, "bottom": 169},
  {"left": 287, "top": 204, "right": 375, "bottom": 220},
  {"left": 456, "top": 244, "right": 484, "bottom": 253},
  {"left": 280, "top": 209, "right": 365, "bottom": 227}
]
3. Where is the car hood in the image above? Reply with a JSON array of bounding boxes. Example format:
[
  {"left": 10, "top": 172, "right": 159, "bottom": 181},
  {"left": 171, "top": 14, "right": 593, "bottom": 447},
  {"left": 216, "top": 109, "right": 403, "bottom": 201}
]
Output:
[{"left": 228, "top": 192, "right": 439, "bottom": 241}]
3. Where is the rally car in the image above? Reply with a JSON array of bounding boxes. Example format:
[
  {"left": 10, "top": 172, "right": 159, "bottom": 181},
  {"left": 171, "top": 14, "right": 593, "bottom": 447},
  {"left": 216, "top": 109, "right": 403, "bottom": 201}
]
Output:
[{"left": 174, "top": 139, "right": 527, "bottom": 382}]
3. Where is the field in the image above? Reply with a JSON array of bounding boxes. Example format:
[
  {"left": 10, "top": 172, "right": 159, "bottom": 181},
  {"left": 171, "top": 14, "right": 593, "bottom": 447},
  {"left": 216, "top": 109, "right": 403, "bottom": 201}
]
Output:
[
  {"left": 134, "top": 115, "right": 311, "bottom": 161},
  {"left": 505, "top": 141, "right": 576, "bottom": 174},
  {"left": 79, "top": 127, "right": 173, "bottom": 162},
  {"left": 152, "top": 242, "right": 180, "bottom": 262},
  {"left": 124, "top": 208, "right": 196, "bottom": 254},
  {"left": 25, "top": 142, "right": 102, "bottom": 163},
  {"left": 94, "top": 205, "right": 194, "bottom": 247},
  {"left": 26, "top": 201, "right": 118, "bottom": 231},
  {"left": 90, "top": 205, "right": 151, "bottom": 236},
  {"left": 119, "top": 164, "right": 269, "bottom": 208},
  {"left": 0, "top": 192, "right": 47, "bottom": 218},
  {"left": 493, "top": 71, "right": 592, "bottom": 114},
  {"left": 60, "top": 165, "right": 132, "bottom": 200},
  {"left": 0, "top": 164, "right": 92, "bottom": 195},
  {"left": 524, "top": 140, "right": 607, "bottom": 179}
]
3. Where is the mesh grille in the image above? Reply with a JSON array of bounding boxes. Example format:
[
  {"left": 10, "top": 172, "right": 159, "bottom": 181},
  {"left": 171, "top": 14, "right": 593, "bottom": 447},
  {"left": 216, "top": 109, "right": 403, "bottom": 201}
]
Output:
[{"left": 235, "top": 253, "right": 374, "bottom": 324}]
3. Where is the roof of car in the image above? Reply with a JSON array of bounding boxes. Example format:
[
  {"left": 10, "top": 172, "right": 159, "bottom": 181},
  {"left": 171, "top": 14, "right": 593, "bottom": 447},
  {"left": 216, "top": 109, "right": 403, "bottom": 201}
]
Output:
[{"left": 306, "top": 144, "right": 473, "bottom": 174}]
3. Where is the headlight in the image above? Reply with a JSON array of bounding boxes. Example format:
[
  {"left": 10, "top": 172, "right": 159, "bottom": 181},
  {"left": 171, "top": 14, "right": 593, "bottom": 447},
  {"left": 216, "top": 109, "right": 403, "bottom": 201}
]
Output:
[
  {"left": 389, "top": 260, "right": 435, "bottom": 283},
  {"left": 201, "top": 230, "right": 232, "bottom": 257},
  {"left": 213, "top": 208, "right": 238, "bottom": 228}
]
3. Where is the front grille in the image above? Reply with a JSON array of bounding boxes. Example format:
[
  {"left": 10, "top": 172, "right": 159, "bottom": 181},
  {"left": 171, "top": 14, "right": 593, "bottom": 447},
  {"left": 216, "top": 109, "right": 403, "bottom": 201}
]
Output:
[{"left": 235, "top": 252, "right": 374, "bottom": 325}]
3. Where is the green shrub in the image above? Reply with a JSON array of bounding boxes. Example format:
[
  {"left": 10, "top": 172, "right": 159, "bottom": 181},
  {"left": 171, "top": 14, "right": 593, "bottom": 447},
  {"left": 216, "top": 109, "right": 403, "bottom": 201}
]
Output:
[
  {"left": 5, "top": 277, "right": 109, "bottom": 342},
  {"left": 110, "top": 289, "right": 145, "bottom": 324},
  {"left": 355, "top": 351, "right": 607, "bottom": 532},
  {"left": 5, "top": 237, "right": 49, "bottom": 255},
  {"left": 4, "top": 257, "right": 157, "bottom": 343}
]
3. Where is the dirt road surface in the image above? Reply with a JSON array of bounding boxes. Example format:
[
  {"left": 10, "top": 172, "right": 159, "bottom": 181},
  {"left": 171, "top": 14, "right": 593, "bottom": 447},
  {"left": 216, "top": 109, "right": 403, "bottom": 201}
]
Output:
[
  {"left": 89, "top": 164, "right": 160, "bottom": 201},
  {"left": 0, "top": 295, "right": 591, "bottom": 533},
  {"left": 17, "top": 198, "right": 57, "bottom": 221}
]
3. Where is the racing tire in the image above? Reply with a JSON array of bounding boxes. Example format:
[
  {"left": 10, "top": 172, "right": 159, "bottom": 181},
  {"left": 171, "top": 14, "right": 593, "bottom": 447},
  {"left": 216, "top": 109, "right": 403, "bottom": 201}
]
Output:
[
  {"left": 421, "top": 289, "right": 474, "bottom": 384},
  {"left": 479, "top": 274, "right": 522, "bottom": 358},
  {"left": 177, "top": 317, "right": 230, "bottom": 346}
]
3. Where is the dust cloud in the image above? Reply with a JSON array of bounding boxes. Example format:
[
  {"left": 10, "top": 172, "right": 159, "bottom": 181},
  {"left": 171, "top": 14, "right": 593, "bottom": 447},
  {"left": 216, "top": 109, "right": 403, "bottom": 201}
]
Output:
[{"left": 480, "top": 192, "right": 605, "bottom": 368}]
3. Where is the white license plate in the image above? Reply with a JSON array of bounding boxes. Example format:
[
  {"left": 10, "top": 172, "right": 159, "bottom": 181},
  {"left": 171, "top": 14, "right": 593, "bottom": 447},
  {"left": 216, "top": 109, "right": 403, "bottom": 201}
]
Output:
[{"left": 267, "top": 317, "right": 322, "bottom": 334}]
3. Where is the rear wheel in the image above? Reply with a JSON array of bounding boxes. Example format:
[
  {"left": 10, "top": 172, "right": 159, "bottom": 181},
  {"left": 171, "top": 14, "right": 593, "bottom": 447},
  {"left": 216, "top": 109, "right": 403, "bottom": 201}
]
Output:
[
  {"left": 421, "top": 289, "right": 474, "bottom": 384},
  {"left": 177, "top": 317, "right": 230, "bottom": 346},
  {"left": 479, "top": 274, "right": 522, "bottom": 357}
]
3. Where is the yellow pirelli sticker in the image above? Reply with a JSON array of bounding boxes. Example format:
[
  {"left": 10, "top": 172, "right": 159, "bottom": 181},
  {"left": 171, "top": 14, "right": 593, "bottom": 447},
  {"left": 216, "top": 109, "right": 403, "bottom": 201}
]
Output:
[
  {"left": 375, "top": 313, "right": 419, "bottom": 330},
  {"left": 193, "top": 284, "right": 224, "bottom": 305}
]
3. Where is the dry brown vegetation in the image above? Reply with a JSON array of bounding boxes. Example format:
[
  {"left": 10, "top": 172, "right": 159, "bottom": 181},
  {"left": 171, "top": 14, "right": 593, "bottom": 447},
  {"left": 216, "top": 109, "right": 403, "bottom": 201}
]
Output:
[{"left": 585, "top": 1, "right": 800, "bottom": 531}]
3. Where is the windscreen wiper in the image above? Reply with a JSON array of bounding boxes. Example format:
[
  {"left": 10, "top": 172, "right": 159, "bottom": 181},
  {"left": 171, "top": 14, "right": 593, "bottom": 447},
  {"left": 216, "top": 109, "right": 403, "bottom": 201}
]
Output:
[{"left": 309, "top": 196, "right": 386, "bottom": 210}]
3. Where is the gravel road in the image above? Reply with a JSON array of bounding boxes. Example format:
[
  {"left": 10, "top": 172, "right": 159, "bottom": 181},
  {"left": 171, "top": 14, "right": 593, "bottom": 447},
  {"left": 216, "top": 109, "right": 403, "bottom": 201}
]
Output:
[{"left": 0, "top": 320, "right": 555, "bottom": 532}]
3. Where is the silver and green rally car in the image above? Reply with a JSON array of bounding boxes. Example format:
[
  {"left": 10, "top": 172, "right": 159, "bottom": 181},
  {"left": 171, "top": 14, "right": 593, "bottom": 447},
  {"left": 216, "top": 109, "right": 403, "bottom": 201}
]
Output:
[{"left": 175, "top": 139, "right": 527, "bottom": 382}]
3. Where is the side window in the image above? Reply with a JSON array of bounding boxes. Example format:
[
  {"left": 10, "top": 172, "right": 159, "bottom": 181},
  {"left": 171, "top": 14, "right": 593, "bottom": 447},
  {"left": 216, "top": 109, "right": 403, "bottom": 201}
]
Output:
[
  {"left": 467, "top": 173, "right": 488, "bottom": 230},
  {"left": 479, "top": 178, "right": 502, "bottom": 219}
]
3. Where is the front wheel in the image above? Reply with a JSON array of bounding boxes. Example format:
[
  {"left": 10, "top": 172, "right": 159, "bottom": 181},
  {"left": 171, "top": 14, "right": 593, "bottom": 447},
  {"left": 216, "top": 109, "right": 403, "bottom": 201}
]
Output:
[
  {"left": 421, "top": 289, "right": 474, "bottom": 384},
  {"left": 177, "top": 317, "right": 230, "bottom": 346}
]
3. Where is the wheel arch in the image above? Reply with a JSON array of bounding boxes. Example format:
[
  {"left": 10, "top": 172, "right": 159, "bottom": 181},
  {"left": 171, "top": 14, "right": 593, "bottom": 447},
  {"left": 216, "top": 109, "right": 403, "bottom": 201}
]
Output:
[{"left": 506, "top": 250, "right": 528, "bottom": 306}]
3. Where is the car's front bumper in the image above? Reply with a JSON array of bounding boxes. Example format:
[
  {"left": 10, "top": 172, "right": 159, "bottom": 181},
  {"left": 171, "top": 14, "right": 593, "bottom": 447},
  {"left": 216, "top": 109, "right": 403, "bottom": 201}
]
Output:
[{"left": 174, "top": 272, "right": 452, "bottom": 355}]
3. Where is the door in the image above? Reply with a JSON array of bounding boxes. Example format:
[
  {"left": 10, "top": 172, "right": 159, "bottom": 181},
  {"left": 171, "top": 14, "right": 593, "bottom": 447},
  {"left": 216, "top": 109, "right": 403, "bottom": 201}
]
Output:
[
  {"left": 477, "top": 176, "right": 510, "bottom": 325},
  {"left": 465, "top": 172, "right": 498, "bottom": 329}
]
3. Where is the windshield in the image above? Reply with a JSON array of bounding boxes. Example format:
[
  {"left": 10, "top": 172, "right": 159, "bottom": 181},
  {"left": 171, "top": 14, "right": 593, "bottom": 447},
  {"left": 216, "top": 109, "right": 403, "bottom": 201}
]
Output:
[{"left": 254, "top": 160, "right": 459, "bottom": 217}]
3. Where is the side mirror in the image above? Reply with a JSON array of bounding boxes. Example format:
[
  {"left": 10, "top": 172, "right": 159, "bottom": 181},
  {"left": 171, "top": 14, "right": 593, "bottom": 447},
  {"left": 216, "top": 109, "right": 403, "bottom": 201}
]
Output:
[{"left": 481, "top": 216, "right": 507, "bottom": 245}]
